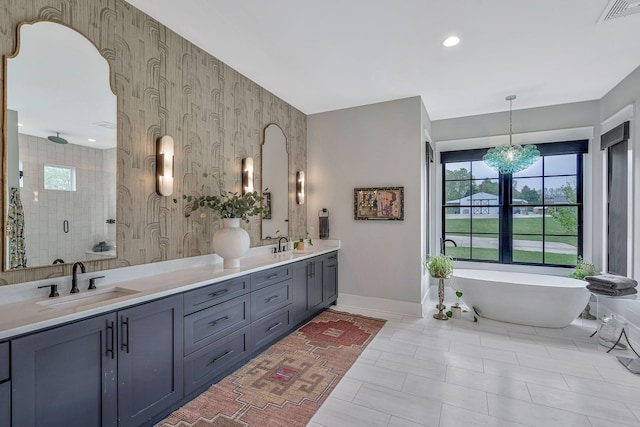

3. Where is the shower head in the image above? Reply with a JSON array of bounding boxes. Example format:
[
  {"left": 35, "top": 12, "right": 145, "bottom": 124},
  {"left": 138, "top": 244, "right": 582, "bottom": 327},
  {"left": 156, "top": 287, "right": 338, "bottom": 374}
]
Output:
[{"left": 48, "top": 132, "right": 68, "bottom": 144}]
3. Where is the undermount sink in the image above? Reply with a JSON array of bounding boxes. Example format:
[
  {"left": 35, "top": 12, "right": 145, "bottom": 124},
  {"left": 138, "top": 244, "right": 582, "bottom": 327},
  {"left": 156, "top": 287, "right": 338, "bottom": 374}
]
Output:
[
  {"left": 292, "top": 250, "right": 314, "bottom": 255},
  {"left": 37, "top": 287, "right": 139, "bottom": 310}
]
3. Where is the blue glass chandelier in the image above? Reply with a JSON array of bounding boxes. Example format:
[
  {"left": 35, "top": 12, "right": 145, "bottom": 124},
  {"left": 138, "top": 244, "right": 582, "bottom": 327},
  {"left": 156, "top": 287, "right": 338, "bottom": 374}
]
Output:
[{"left": 483, "top": 95, "right": 540, "bottom": 174}]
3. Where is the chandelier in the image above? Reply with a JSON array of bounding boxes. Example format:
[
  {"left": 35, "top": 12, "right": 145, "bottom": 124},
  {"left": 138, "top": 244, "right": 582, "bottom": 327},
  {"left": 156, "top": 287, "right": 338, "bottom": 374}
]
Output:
[{"left": 483, "top": 95, "right": 540, "bottom": 174}]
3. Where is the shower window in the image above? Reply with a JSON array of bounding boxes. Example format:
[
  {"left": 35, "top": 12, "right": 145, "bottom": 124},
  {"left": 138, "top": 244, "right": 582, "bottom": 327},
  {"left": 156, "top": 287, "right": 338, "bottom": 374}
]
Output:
[
  {"left": 441, "top": 141, "right": 586, "bottom": 267},
  {"left": 44, "top": 164, "right": 76, "bottom": 191}
]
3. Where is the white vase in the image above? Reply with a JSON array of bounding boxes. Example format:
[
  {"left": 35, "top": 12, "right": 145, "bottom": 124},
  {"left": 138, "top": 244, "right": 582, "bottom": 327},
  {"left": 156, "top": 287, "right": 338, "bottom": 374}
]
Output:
[{"left": 212, "top": 218, "right": 250, "bottom": 269}]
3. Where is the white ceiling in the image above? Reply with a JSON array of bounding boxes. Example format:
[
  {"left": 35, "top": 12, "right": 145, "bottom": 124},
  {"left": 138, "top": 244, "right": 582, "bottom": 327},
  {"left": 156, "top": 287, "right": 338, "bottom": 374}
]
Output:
[{"left": 125, "top": 0, "right": 640, "bottom": 120}]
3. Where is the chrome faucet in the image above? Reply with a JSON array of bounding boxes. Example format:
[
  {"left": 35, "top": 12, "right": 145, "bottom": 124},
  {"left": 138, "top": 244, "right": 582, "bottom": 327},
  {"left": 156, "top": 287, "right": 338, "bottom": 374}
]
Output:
[
  {"left": 440, "top": 238, "right": 457, "bottom": 254},
  {"left": 71, "top": 261, "right": 86, "bottom": 293},
  {"left": 278, "top": 236, "right": 288, "bottom": 252}
]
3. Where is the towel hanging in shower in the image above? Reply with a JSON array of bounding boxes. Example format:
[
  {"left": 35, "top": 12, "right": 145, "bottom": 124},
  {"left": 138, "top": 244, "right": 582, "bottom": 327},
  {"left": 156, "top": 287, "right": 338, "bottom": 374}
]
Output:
[{"left": 7, "top": 187, "right": 27, "bottom": 268}]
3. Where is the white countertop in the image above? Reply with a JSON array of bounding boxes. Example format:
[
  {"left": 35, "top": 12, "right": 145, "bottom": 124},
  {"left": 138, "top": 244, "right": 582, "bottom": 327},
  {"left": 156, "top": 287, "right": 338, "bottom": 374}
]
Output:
[{"left": 0, "top": 242, "right": 340, "bottom": 341}]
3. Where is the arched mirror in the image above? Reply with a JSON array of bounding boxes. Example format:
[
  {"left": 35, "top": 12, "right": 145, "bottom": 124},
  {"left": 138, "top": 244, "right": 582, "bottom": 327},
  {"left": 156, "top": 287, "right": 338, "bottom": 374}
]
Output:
[
  {"left": 261, "top": 124, "right": 288, "bottom": 239},
  {"left": 3, "top": 21, "right": 117, "bottom": 270}
]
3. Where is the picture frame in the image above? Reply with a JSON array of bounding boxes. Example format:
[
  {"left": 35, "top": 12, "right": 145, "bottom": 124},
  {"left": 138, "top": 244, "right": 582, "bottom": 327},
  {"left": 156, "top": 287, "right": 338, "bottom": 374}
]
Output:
[{"left": 354, "top": 187, "right": 404, "bottom": 220}]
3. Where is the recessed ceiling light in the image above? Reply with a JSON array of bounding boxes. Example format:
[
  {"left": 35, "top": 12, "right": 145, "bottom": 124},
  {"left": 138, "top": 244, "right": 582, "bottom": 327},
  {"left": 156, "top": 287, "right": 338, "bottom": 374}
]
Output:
[
  {"left": 443, "top": 36, "right": 460, "bottom": 47},
  {"left": 88, "top": 138, "right": 97, "bottom": 142},
  {"left": 17, "top": 123, "right": 23, "bottom": 127}
]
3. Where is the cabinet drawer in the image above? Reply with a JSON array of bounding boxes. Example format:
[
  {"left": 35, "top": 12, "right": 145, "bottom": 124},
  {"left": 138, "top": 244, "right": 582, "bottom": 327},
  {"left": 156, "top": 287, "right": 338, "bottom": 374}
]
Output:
[
  {"left": 184, "top": 294, "right": 251, "bottom": 355},
  {"left": 0, "top": 342, "right": 8, "bottom": 382},
  {"left": 325, "top": 252, "right": 338, "bottom": 267},
  {"left": 184, "top": 276, "right": 249, "bottom": 315},
  {"left": 251, "top": 307, "right": 291, "bottom": 352},
  {"left": 251, "top": 279, "right": 292, "bottom": 320},
  {"left": 250, "top": 265, "right": 292, "bottom": 291},
  {"left": 0, "top": 381, "right": 9, "bottom": 427},
  {"left": 184, "top": 326, "right": 250, "bottom": 395}
]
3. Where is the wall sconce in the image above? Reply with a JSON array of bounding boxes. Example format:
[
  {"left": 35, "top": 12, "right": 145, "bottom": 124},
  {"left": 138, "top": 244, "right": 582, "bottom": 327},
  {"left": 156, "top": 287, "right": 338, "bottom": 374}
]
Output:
[
  {"left": 296, "top": 171, "right": 305, "bottom": 205},
  {"left": 156, "top": 135, "right": 174, "bottom": 196},
  {"left": 242, "top": 157, "right": 254, "bottom": 194}
]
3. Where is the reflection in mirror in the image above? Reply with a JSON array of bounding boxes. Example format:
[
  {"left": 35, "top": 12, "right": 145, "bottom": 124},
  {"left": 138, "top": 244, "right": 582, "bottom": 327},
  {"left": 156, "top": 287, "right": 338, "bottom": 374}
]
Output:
[
  {"left": 261, "top": 124, "right": 288, "bottom": 239},
  {"left": 4, "top": 21, "right": 117, "bottom": 270}
]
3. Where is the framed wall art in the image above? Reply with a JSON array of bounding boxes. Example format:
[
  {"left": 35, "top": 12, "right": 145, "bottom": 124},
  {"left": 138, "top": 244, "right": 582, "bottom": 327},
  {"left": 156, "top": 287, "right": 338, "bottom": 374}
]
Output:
[{"left": 354, "top": 187, "right": 404, "bottom": 220}]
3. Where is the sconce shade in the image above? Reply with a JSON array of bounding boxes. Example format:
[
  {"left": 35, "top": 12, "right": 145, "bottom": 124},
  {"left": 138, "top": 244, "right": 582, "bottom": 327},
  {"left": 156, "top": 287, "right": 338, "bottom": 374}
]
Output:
[
  {"left": 296, "top": 171, "right": 305, "bottom": 205},
  {"left": 242, "top": 157, "right": 254, "bottom": 194},
  {"left": 156, "top": 135, "right": 174, "bottom": 196}
]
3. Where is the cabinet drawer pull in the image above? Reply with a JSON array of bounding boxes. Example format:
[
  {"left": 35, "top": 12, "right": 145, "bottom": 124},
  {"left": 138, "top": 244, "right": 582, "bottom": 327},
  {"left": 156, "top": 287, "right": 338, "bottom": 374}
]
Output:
[
  {"left": 210, "top": 350, "right": 234, "bottom": 364},
  {"left": 121, "top": 317, "right": 130, "bottom": 353},
  {"left": 328, "top": 255, "right": 337, "bottom": 260},
  {"left": 209, "top": 289, "right": 229, "bottom": 298},
  {"left": 266, "top": 274, "right": 279, "bottom": 280},
  {"left": 268, "top": 322, "right": 282, "bottom": 331},
  {"left": 106, "top": 320, "right": 115, "bottom": 359},
  {"left": 209, "top": 315, "right": 230, "bottom": 326},
  {"left": 265, "top": 295, "right": 280, "bottom": 303}
]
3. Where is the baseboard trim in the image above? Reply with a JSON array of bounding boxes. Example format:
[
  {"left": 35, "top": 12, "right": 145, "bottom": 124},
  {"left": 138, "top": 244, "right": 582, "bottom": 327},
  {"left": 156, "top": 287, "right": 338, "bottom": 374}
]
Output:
[{"left": 337, "top": 293, "right": 423, "bottom": 317}]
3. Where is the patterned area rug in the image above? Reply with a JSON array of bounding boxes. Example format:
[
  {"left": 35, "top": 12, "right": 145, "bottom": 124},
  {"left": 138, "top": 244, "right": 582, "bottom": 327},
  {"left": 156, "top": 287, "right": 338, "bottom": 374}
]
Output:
[{"left": 157, "top": 309, "right": 386, "bottom": 427}]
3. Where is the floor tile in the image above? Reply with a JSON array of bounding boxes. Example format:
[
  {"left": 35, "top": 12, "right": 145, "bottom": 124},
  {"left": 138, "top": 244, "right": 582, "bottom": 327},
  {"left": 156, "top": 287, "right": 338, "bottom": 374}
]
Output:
[
  {"left": 309, "top": 396, "right": 391, "bottom": 427},
  {"left": 516, "top": 353, "right": 604, "bottom": 380},
  {"left": 388, "top": 415, "right": 429, "bottom": 427},
  {"left": 449, "top": 341, "right": 519, "bottom": 365},
  {"left": 480, "top": 334, "right": 551, "bottom": 358},
  {"left": 414, "top": 346, "right": 484, "bottom": 373},
  {"left": 482, "top": 359, "right": 570, "bottom": 390},
  {"left": 487, "top": 393, "right": 591, "bottom": 427},
  {"left": 402, "top": 373, "right": 488, "bottom": 414},
  {"left": 563, "top": 373, "right": 640, "bottom": 405},
  {"left": 344, "top": 361, "right": 407, "bottom": 391},
  {"left": 527, "top": 382, "right": 639, "bottom": 425},
  {"left": 391, "top": 329, "right": 451, "bottom": 351},
  {"left": 595, "top": 364, "right": 640, "bottom": 388},
  {"left": 439, "top": 404, "right": 528, "bottom": 427},
  {"left": 545, "top": 345, "right": 625, "bottom": 369},
  {"left": 352, "top": 383, "right": 441, "bottom": 426},
  {"left": 376, "top": 351, "right": 447, "bottom": 381},
  {"left": 368, "top": 336, "right": 418, "bottom": 357},
  {"left": 445, "top": 366, "right": 531, "bottom": 401},
  {"left": 587, "top": 416, "right": 639, "bottom": 427},
  {"left": 329, "top": 377, "right": 362, "bottom": 402},
  {"left": 627, "top": 403, "right": 640, "bottom": 422}
]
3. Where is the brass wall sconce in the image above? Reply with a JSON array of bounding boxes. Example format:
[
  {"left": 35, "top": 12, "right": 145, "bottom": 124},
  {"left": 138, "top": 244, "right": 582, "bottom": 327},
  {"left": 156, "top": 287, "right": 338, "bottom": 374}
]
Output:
[
  {"left": 296, "top": 170, "right": 305, "bottom": 205},
  {"left": 242, "top": 157, "right": 254, "bottom": 194},
  {"left": 156, "top": 135, "right": 174, "bottom": 196}
]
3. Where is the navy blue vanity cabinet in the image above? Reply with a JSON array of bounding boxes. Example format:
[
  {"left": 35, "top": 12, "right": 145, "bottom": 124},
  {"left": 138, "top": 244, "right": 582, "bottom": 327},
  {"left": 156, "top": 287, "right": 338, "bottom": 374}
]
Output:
[
  {"left": 11, "top": 294, "right": 183, "bottom": 427},
  {"left": 323, "top": 251, "right": 338, "bottom": 306},
  {"left": 117, "top": 294, "right": 184, "bottom": 427},
  {"left": 249, "top": 265, "right": 292, "bottom": 351},
  {"left": 12, "top": 313, "right": 118, "bottom": 427},
  {"left": 291, "top": 256, "right": 324, "bottom": 326},
  {"left": 0, "top": 341, "right": 10, "bottom": 427}
]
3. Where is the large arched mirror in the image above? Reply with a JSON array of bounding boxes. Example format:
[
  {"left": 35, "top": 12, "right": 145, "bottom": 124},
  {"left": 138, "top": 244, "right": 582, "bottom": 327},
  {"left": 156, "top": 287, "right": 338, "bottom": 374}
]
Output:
[
  {"left": 3, "top": 21, "right": 117, "bottom": 270},
  {"left": 261, "top": 124, "right": 288, "bottom": 239}
]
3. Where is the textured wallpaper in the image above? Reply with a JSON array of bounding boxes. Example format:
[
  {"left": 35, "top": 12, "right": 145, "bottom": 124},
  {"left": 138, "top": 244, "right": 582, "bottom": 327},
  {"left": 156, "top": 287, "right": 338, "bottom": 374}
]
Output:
[{"left": 0, "top": 0, "right": 307, "bottom": 285}]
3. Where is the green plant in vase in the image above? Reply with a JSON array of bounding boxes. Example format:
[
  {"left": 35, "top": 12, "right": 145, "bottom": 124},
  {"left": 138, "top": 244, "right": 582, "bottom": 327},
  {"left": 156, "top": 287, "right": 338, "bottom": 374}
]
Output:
[
  {"left": 424, "top": 254, "right": 454, "bottom": 321},
  {"left": 294, "top": 232, "right": 313, "bottom": 250}
]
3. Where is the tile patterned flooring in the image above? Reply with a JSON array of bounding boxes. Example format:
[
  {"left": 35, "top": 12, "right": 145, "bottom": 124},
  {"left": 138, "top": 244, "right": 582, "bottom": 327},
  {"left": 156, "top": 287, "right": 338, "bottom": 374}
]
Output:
[{"left": 308, "top": 301, "right": 640, "bottom": 427}]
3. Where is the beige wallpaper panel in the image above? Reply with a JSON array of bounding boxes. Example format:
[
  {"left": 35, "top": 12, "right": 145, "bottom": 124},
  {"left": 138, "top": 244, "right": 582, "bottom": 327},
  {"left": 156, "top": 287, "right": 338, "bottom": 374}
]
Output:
[{"left": 0, "top": 0, "right": 307, "bottom": 285}]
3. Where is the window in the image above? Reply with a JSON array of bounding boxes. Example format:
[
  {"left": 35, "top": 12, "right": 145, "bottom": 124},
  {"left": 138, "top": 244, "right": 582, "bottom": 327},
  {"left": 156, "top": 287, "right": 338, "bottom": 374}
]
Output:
[
  {"left": 441, "top": 141, "right": 586, "bottom": 267},
  {"left": 44, "top": 164, "right": 76, "bottom": 191}
]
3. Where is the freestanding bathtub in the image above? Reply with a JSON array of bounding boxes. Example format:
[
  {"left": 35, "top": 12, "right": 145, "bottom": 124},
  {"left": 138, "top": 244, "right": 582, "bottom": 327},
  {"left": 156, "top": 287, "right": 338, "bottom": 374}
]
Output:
[{"left": 451, "top": 269, "right": 591, "bottom": 328}]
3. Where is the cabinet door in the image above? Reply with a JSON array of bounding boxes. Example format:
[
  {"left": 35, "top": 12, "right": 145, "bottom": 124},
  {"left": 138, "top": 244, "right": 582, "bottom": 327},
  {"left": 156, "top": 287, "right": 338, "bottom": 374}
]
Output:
[
  {"left": 117, "top": 295, "right": 184, "bottom": 427},
  {"left": 12, "top": 313, "right": 118, "bottom": 427},
  {"left": 323, "top": 252, "right": 338, "bottom": 305},
  {"left": 0, "top": 381, "right": 10, "bottom": 427},
  {"left": 308, "top": 258, "right": 324, "bottom": 313},
  {"left": 291, "top": 260, "right": 309, "bottom": 325}
]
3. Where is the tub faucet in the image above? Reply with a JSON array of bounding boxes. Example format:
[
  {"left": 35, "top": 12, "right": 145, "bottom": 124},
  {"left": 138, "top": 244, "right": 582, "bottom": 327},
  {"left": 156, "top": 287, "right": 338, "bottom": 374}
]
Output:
[
  {"left": 278, "top": 237, "right": 288, "bottom": 252},
  {"left": 71, "top": 261, "right": 86, "bottom": 293},
  {"left": 440, "top": 238, "right": 457, "bottom": 254}
]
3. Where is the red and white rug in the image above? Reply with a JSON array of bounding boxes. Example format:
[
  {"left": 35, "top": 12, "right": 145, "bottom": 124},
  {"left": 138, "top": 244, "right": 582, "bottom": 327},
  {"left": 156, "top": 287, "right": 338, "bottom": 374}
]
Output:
[{"left": 157, "top": 309, "right": 386, "bottom": 427}]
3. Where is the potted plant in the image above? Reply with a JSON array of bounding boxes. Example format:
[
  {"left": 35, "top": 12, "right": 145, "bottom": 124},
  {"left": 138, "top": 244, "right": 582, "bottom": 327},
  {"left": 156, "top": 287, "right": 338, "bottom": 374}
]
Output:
[
  {"left": 424, "top": 254, "right": 454, "bottom": 321},
  {"left": 175, "top": 173, "right": 266, "bottom": 269},
  {"left": 569, "top": 257, "right": 597, "bottom": 320},
  {"left": 447, "top": 291, "right": 463, "bottom": 319},
  {"left": 294, "top": 232, "right": 313, "bottom": 250}
]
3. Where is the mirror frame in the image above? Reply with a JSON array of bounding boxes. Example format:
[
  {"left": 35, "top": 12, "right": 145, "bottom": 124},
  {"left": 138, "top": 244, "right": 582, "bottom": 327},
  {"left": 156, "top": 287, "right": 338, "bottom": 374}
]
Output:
[
  {"left": 2, "top": 19, "right": 119, "bottom": 271},
  {"left": 261, "top": 123, "right": 289, "bottom": 240}
]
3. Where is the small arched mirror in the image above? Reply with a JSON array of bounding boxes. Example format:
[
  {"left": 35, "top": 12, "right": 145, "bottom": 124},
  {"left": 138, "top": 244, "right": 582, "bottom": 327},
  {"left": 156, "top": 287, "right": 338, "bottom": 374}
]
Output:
[
  {"left": 3, "top": 21, "right": 117, "bottom": 270},
  {"left": 261, "top": 124, "right": 288, "bottom": 239}
]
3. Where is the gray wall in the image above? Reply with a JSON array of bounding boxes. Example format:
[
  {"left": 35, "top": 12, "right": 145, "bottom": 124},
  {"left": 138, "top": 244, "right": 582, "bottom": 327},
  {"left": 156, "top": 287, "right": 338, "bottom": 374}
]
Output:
[
  {"left": 0, "top": 0, "right": 306, "bottom": 285},
  {"left": 307, "top": 97, "right": 427, "bottom": 315}
]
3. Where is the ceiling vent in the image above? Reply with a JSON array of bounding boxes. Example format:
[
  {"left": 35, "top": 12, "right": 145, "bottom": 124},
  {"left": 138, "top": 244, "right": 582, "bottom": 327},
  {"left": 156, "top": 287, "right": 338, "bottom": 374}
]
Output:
[
  {"left": 93, "top": 121, "right": 117, "bottom": 130},
  {"left": 598, "top": 0, "right": 640, "bottom": 22}
]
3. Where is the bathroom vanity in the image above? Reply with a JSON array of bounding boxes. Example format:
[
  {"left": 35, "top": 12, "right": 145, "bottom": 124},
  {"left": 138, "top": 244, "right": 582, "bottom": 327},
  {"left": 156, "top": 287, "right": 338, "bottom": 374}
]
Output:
[{"left": 0, "top": 246, "right": 338, "bottom": 427}]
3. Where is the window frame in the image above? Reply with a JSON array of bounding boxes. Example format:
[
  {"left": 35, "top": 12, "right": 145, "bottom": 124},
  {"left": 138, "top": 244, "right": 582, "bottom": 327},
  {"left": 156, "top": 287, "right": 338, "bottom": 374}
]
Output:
[
  {"left": 43, "top": 163, "right": 77, "bottom": 192},
  {"left": 440, "top": 140, "right": 587, "bottom": 267}
]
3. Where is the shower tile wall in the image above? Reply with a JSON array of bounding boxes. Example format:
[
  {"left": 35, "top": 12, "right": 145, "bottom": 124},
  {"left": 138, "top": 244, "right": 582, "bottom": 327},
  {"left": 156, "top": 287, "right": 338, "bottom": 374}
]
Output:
[{"left": 19, "top": 134, "right": 115, "bottom": 266}]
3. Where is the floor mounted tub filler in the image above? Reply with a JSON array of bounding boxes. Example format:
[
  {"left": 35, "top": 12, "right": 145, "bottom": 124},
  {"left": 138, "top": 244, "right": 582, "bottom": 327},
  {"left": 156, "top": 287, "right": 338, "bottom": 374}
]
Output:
[{"left": 451, "top": 269, "right": 590, "bottom": 328}]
